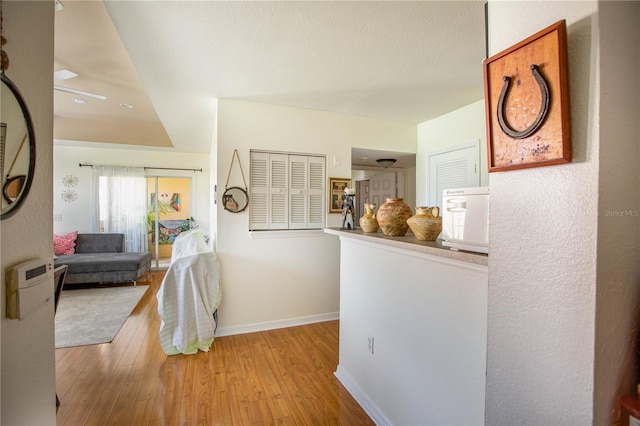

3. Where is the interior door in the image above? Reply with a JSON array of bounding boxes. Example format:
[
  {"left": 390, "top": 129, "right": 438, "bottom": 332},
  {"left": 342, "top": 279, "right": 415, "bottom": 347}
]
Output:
[
  {"left": 370, "top": 171, "right": 396, "bottom": 208},
  {"left": 355, "top": 180, "right": 370, "bottom": 221},
  {"left": 428, "top": 143, "right": 480, "bottom": 209}
]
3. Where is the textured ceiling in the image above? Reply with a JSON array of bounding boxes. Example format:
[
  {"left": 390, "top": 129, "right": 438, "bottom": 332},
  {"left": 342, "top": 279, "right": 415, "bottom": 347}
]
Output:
[{"left": 55, "top": 1, "right": 487, "bottom": 154}]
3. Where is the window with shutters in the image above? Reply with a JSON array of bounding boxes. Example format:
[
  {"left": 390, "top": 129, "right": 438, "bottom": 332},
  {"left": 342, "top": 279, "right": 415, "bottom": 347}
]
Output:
[{"left": 250, "top": 151, "right": 326, "bottom": 231}]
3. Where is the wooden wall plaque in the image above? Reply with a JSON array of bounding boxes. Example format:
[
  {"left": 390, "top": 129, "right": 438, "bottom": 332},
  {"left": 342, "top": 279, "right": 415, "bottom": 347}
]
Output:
[{"left": 483, "top": 20, "right": 571, "bottom": 172}]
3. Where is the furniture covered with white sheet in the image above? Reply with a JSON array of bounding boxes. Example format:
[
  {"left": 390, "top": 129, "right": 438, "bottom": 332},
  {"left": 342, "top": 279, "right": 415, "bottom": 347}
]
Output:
[{"left": 157, "top": 230, "right": 221, "bottom": 355}]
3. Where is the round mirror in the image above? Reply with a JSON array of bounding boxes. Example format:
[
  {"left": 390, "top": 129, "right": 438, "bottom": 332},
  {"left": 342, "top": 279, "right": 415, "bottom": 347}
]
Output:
[
  {"left": 222, "top": 186, "right": 249, "bottom": 213},
  {"left": 1, "top": 72, "right": 35, "bottom": 220},
  {"left": 3, "top": 175, "right": 25, "bottom": 204}
]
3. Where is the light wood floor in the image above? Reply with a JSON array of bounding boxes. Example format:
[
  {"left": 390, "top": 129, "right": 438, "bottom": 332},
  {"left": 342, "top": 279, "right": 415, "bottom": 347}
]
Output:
[{"left": 55, "top": 271, "right": 373, "bottom": 425}]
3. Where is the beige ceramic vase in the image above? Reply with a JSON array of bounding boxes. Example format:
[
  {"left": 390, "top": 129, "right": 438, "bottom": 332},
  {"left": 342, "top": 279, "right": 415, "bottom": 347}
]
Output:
[
  {"left": 407, "top": 206, "right": 442, "bottom": 241},
  {"left": 359, "top": 203, "right": 379, "bottom": 233},
  {"left": 376, "top": 198, "right": 413, "bottom": 236}
]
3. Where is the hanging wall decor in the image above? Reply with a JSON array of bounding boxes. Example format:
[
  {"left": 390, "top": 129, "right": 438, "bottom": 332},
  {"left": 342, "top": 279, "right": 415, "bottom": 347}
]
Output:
[
  {"left": 222, "top": 149, "right": 249, "bottom": 213},
  {"left": 1, "top": 6, "right": 37, "bottom": 219},
  {"left": 61, "top": 190, "right": 77, "bottom": 203},
  {"left": 483, "top": 20, "right": 571, "bottom": 172},
  {"left": 62, "top": 174, "right": 78, "bottom": 187},
  {"left": 328, "top": 177, "right": 351, "bottom": 214}
]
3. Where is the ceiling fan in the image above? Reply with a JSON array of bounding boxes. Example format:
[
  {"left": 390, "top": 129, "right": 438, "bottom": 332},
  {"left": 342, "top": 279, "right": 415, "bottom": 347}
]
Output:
[{"left": 53, "top": 69, "right": 107, "bottom": 100}]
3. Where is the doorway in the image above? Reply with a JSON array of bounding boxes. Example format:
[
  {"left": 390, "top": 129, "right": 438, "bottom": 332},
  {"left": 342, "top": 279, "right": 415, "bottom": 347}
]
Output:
[
  {"left": 351, "top": 147, "right": 415, "bottom": 220},
  {"left": 147, "top": 176, "right": 192, "bottom": 270},
  {"left": 354, "top": 170, "right": 406, "bottom": 220}
]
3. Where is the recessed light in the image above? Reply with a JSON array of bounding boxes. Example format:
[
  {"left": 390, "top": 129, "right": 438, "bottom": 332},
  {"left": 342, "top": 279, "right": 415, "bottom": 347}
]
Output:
[
  {"left": 120, "top": 103, "right": 134, "bottom": 109},
  {"left": 72, "top": 98, "right": 87, "bottom": 104},
  {"left": 54, "top": 69, "right": 77, "bottom": 83},
  {"left": 360, "top": 157, "right": 369, "bottom": 161}
]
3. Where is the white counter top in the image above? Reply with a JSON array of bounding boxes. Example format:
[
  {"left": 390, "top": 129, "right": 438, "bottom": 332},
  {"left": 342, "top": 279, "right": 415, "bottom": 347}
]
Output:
[{"left": 324, "top": 227, "right": 488, "bottom": 267}]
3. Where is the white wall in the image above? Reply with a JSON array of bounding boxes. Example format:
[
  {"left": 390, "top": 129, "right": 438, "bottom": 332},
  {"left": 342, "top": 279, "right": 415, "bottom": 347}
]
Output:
[
  {"left": 486, "top": 3, "right": 597, "bottom": 424},
  {"left": 336, "top": 237, "right": 488, "bottom": 425},
  {"left": 215, "top": 100, "right": 416, "bottom": 333},
  {"left": 416, "top": 100, "right": 487, "bottom": 206},
  {"left": 53, "top": 143, "right": 211, "bottom": 238},
  {"left": 0, "top": 2, "right": 56, "bottom": 424},
  {"left": 594, "top": 1, "right": 640, "bottom": 423},
  {"left": 485, "top": 1, "right": 640, "bottom": 424},
  {"left": 209, "top": 102, "right": 219, "bottom": 248}
]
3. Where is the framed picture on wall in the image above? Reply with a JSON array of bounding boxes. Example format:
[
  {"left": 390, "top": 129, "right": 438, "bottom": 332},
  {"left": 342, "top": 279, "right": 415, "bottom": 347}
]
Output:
[
  {"left": 328, "top": 177, "right": 351, "bottom": 213},
  {"left": 483, "top": 20, "right": 571, "bottom": 172},
  {"left": 150, "top": 192, "right": 180, "bottom": 212}
]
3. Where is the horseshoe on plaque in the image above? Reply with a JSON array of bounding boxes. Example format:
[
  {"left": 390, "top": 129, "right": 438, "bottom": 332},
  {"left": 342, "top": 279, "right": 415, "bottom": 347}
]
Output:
[{"left": 497, "top": 64, "right": 550, "bottom": 139}]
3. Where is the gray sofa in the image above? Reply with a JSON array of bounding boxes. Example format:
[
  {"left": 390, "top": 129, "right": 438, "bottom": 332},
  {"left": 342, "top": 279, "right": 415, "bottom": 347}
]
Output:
[{"left": 54, "top": 233, "right": 152, "bottom": 285}]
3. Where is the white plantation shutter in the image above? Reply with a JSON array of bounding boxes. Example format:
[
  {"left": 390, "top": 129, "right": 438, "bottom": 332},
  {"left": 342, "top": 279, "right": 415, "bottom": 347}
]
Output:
[
  {"left": 250, "top": 151, "right": 325, "bottom": 231},
  {"left": 250, "top": 152, "right": 269, "bottom": 229},
  {"left": 289, "top": 156, "right": 307, "bottom": 229},
  {"left": 307, "top": 156, "right": 325, "bottom": 228},
  {"left": 269, "top": 154, "right": 289, "bottom": 229}
]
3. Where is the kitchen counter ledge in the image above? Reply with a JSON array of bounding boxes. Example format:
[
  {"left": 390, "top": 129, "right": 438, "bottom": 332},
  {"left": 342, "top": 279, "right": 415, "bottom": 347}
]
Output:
[{"left": 324, "top": 227, "right": 488, "bottom": 267}]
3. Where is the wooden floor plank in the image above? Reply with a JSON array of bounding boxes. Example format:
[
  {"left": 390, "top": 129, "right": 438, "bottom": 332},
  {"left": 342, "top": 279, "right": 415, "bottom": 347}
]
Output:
[
  {"left": 130, "top": 399, "right": 154, "bottom": 426},
  {"left": 56, "top": 271, "right": 374, "bottom": 425}
]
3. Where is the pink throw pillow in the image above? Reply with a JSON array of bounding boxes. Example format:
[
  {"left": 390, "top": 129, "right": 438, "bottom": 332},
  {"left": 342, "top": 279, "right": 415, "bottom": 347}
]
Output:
[{"left": 53, "top": 231, "right": 78, "bottom": 255}]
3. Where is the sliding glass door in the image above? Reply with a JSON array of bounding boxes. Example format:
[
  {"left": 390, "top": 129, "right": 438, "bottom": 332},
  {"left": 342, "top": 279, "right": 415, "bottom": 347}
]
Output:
[{"left": 147, "top": 176, "right": 192, "bottom": 270}]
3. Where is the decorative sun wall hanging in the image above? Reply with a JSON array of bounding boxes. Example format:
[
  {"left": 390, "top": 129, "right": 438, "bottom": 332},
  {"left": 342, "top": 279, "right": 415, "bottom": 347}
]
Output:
[
  {"left": 61, "top": 190, "right": 77, "bottom": 203},
  {"left": 62, "top": 174, "right": 78, "bottom": 187}
]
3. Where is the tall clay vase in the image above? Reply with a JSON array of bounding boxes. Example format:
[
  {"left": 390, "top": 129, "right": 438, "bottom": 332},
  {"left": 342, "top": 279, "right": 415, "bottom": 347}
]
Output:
[
  {"left": 359, "top": 203, "right": 379, "bottom": 233},
  {"left": 407, "top": 206, "right": 442, "bottom": 241},
  {"left": 376, "top": 198, "right": 412, "bottom": 236}
]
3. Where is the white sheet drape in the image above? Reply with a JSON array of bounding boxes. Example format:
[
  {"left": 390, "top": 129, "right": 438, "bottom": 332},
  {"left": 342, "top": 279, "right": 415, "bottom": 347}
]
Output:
[
  {"left": 91, "top": 165, "right": 147, "bottom": 252},
  {"left": 157, "top": 230, "right": 221, "bottom": 355}
]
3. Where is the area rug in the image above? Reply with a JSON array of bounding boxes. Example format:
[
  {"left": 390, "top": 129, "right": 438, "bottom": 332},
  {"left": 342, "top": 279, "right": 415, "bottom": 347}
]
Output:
[{"left": 55, "top": 285, "right": 149, "bottom": 348}]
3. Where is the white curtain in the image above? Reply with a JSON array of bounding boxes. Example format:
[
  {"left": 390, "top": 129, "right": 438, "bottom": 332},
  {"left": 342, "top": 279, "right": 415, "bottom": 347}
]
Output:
[{"left": 91, "top": 165, "right": 147, "bottom": 252}]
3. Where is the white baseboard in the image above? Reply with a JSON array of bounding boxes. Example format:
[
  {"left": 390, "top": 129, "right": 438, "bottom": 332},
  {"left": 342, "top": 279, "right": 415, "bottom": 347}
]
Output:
[
  {"left": 215, "top": 311, "right": 339, "bottom": 337},
  {"left": 334, "top": 365, "right": 392, "bottom": 426}
]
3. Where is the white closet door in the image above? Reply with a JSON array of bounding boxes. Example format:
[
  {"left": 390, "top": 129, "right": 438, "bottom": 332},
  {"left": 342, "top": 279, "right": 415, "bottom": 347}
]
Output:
[{"left": 428, "top": 143, "right": 479, "bottom": 209}]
